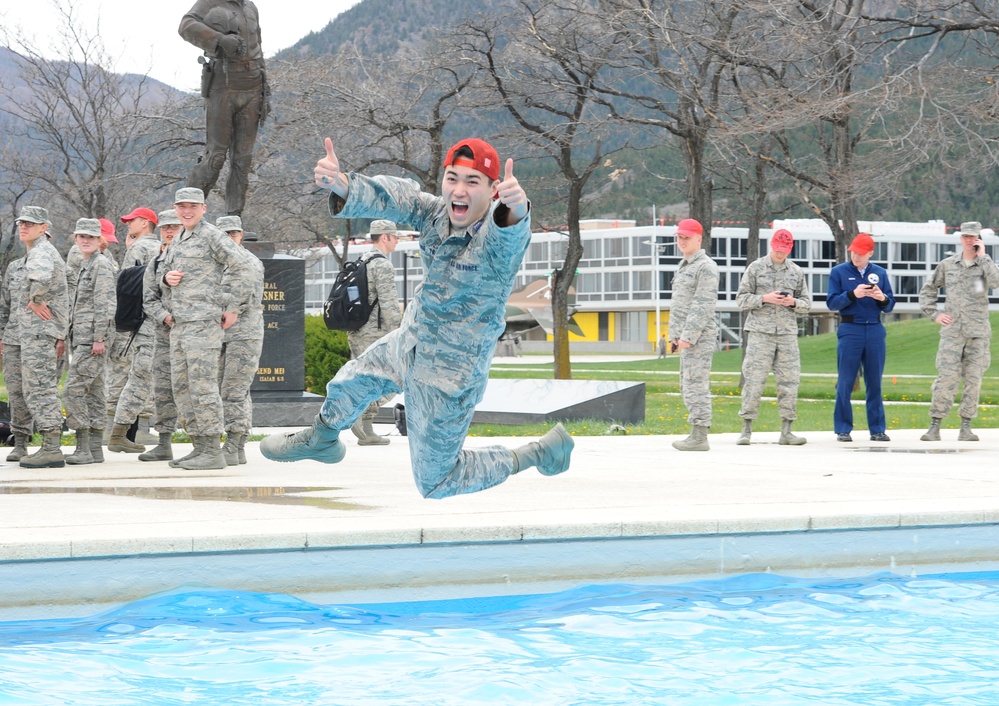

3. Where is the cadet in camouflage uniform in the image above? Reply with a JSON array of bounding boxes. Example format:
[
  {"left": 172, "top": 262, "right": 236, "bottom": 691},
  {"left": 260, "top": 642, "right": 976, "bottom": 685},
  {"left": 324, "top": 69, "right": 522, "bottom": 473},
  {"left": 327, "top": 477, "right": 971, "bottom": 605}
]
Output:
[
  {"left": 347, "top": 219, "right": 403, "bottom": 446},
  {"left": 161, "top": 187, "right": 250, "bottom": 470},
  {"left": 669, "top": 218, "right": 719, "bottom": 452},
  {"left": 0, "top": 206, "right": 69, "bottom": 468},
  {"left": 216, "top": 215, "right": 264, "bottom": 465},
  {"left": 261, "top": 138, "right": 574, "bottom": 499},
  {"left": 137, "top": 210, "right": 183, "bottom": 463},
  {"left": 62, "top": 219, "right": 116, "bottom": 465},
  {"left": 108, "top": 207, "right": 163, "bottom": 453},
  {"left": 919, "top": 221, "right": 999, "bottom": 442},
  {"left": 735, "top": 228, "right": 812, "bottom": 446}
]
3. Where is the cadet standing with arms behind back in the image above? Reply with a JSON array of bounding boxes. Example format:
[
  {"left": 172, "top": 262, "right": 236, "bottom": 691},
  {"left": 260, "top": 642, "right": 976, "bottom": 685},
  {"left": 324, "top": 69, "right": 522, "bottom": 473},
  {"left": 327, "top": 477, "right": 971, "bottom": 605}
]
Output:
[{"left": 669, "top": 218, "right": 719, "bottom": 452}]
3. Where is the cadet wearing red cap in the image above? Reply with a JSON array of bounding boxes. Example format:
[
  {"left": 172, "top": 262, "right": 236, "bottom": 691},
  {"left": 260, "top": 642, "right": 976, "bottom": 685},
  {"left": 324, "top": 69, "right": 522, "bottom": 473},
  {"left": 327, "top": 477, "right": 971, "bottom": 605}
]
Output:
[
  {"left": 827, "top": 233, "right": 895, "bottom": 442},
  {"left": 735, "top": 229, "right": 812, "bottom": 445},
  {"left": 261, "top": 137, "right": 575, "bottom": 498},
  {"left": 669, "top": 217, "right": 718, "bottom": 451}
]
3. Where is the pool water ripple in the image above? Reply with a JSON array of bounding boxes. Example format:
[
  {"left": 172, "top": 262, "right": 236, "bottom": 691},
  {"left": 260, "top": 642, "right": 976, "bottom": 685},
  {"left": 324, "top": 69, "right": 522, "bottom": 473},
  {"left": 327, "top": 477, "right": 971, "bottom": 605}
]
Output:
[{"left": 2, "top": 572, "right": 999, "bottom": 704}]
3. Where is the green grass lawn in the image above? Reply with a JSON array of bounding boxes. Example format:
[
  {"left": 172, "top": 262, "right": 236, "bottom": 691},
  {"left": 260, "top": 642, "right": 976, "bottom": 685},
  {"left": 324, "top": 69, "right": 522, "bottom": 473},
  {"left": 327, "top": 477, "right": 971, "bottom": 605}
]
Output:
[{"left": 477, "top": 314, "right": 999, "bottom": 437}]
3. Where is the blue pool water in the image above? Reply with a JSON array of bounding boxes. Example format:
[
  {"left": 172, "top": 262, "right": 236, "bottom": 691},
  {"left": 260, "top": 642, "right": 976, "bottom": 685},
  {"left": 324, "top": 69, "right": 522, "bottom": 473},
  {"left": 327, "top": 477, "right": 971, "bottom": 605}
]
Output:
[{"left": 2, "top": 572, "right": 999, "bottom": 705}]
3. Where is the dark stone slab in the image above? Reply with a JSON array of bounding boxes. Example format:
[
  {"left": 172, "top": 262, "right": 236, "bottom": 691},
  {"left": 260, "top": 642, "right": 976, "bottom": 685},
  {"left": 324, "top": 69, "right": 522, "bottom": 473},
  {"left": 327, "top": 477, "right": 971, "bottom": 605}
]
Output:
[
  {"left": 253, "top": 257, "right": 305, "bottom": 392},
  {"left": 375, "top": 379, "right": 645, "bottom": 426},
  {"left": 251, "top": 390, "right": 323, "bottom": 427}
]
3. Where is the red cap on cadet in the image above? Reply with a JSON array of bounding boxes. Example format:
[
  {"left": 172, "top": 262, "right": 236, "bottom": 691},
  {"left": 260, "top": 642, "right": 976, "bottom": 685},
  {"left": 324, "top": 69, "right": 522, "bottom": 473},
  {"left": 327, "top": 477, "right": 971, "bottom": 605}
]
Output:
[
  {"left": 443, "top": 138, "right": 500, "bottom": 182},
  {"left": 848, "top": 233, "right": 875, "bottom": 255},
  {"left": 98, "top": 218, "right": 118, "bottom": 243},
  {"left": 120, "top": 207, "right": 158, "bottom": 226},
  {"left": 675, "top": 218, "right": 703, "bottom": 237},
  {"left": 770, "top": 228, "right": 794, "bottom": 254}
]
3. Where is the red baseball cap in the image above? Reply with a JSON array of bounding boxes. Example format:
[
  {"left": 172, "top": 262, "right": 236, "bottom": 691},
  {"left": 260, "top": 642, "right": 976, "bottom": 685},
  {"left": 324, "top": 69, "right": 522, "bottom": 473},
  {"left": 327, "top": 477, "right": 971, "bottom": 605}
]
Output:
[
  {"left": 675, "top": 218, "right": 703, "bottom": 237},
  {"left": 770, "top": 228, "right": 794, "bottom": 254},
  {"left": 98, "top": 218, "right": 118, "bottom": 243},
  {"left": 120, "top": 207, "right": 158, "bottom": 225},
  {"left": 848, "top": 233, "right": 875, "bottom": 255},
  {"left": 443, "top": 138, "right": 501, "bottom": 182}
]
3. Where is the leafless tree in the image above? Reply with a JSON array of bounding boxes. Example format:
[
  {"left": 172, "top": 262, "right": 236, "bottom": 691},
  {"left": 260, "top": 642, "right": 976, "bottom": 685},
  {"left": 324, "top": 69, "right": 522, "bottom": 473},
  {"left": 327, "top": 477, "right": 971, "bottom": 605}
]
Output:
[
  {"left": 461, "top": 0, "right": 630, "bottom": 378},
  {"left": 0, "top": 2, "right": 184, "bottom": 246}
]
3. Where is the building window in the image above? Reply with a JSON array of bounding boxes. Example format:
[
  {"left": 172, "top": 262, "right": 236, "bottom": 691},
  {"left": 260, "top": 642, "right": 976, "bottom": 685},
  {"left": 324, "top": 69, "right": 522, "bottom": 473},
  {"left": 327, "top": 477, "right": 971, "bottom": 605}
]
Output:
[
  {"left": 529, "top": 241, "right": 549, "bottom": 263},
  {"left": 633, "top": 270, "right": 651, "bottom": 300},
  {"left": 617, "top": 311, "right": 645, "bottom": 342},
  {"left": 605, "top": 238, "right": 627, "bottom": 258},
  {"left": 894, "top": 275, "right": 923, "bottom": 302},
  {"left": 710, "top": 238, "right": 728, "bottom": 258}
]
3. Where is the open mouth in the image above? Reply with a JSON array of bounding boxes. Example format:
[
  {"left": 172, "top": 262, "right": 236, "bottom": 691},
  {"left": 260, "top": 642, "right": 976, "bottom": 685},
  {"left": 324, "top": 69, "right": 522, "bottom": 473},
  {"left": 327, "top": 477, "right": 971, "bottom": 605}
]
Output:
[{"left": 451, "top": 201, "right": 469, "bottom": 219}]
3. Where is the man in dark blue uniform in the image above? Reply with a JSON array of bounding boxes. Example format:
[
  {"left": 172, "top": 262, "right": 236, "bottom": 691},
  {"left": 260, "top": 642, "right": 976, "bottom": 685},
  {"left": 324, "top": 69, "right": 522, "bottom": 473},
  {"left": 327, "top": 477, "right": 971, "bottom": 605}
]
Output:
[{"left": 827, "top": 233, "right": 895, "bottom": 442}]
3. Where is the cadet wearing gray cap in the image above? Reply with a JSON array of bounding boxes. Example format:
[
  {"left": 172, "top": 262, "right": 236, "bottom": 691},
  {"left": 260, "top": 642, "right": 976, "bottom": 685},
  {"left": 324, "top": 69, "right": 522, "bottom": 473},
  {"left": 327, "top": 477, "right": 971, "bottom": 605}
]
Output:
[
  {"left": 62, "top": 218, "right": 117, "bottom": 464},
  {"left": 160, "top": 187, "right": 251, "bottom": 470},
  {"left": 137, "top": 210, "right": 184, "bottom": 462},
  {"left": 919, "top": 221, "right": 999, "bottom": 442},
  {"left": 215, "top": 215, "right": 265, "bottom": 465},
  {"left": 347, "top": 219, "right": 403, "bottom": 445},
  {"left": 0, "top": 206, "right": 69, "bottom": 468}
]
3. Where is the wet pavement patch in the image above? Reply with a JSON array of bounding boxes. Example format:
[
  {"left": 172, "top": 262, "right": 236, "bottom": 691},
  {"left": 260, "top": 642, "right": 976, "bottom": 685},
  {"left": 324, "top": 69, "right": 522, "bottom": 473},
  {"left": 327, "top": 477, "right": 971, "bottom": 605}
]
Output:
[
  {"left": 852, "top": 448, "right": 973, "bottom": 454},
  {"left": 0, "top": 486, "right": 366, "bottom": 511}
]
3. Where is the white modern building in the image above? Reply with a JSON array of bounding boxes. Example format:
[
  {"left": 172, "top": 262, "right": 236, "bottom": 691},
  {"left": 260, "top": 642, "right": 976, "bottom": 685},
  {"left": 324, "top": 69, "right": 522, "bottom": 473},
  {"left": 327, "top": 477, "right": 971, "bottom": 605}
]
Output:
[{"left": 299, "top": 218, "right": 998, "bottom": 352}]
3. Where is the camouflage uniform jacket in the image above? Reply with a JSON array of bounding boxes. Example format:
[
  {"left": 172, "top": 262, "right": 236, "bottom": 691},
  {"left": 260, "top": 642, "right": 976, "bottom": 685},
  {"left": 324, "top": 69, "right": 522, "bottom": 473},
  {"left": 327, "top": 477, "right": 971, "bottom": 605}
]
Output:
[
  {"left": 70, "top": 252, "right": 116, "bottom": 345},
  {"left": 224, "top": 247, "right": 265, "bottom": 342},
  {"left": 919, "top": 252, "right": 999, "bottom": 338},
  {"left": 350, "top": 250, "right": 402, "bottom": 340},
  {"left": 330, "top": 173, "right": 531, "bottom": 396},
  {"left": 736, "top": 255, "right": 812, "bottom": 335},
  {"left": 0, "top": 255, "right": 26, "bottom": 345},
  {"left": 142, "top": 245, "right": 171, "bottom": 329},
  {"left": 0, "top": 240, "right": 69, "bottom": 343},
  {"left": 160, "top": 219, "right": 249, "bottom": 324},
  {"left": 669, "top": 249, "right": 719, "bottom": 345}
]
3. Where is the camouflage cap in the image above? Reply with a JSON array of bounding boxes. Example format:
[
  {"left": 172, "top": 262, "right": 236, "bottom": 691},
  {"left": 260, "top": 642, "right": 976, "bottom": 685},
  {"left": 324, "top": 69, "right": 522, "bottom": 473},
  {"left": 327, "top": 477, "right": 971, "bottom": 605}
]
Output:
[
  {"left": 174, "top": 187, "right": 205, "bottom": 204},
  {"left": 16, "top": 205, "right": 51, "bottom": 226},
  {"left": 959, "top": 221, "right": 983, "bottom": 236},
  {"left": 157, "top": 210, "right": 182, "bottom": 227},
  {"left": 368, "top": 219, "right": 397, "bottom": 237},
  {"left": 72, "top": 218, "right": 102, "bottom": 237},
  {"left": 216, "top": 215, "right": 243, "bottom": 232}
]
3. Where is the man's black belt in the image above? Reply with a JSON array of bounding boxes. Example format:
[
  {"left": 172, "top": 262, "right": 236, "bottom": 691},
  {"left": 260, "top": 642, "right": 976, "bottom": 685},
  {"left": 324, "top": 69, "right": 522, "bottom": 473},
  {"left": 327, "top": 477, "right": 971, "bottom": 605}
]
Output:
[{"left": 839, "top": 315, "right": 880, "bottom": 323}]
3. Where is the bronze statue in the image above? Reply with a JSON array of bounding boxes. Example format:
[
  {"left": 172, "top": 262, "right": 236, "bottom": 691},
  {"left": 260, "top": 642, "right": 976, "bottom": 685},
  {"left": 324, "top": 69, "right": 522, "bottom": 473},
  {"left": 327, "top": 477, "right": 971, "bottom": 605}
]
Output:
[{"left": 179, "top": 0, "right": 271, "bottom": 216}]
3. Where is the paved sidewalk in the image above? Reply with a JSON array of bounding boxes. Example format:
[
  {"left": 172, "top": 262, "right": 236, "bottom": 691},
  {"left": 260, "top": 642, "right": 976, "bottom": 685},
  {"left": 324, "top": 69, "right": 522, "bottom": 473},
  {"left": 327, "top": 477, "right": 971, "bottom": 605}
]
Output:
[{"left": 1, "top": 425, "right": 996, "bottom": 561}]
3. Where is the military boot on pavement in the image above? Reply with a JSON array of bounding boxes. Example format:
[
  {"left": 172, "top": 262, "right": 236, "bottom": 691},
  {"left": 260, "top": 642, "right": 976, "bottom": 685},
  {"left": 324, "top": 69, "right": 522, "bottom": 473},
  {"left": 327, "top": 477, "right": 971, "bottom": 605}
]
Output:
[
  {"left": 779, "top": 420, "right": 807, "bottom": 446},
  {"left": 959, "top": 417, "right": 979, "bottom": 442},
  {"left": 736, "top": 419, "right": 752, "bottom": 446},
  {"left": 260, "top": 419, "right": 345, "bottom": 464},
  {"left": 672, "top": 425, "right": 710, "bottom": 452},
  {"left": 920, "top": 418, "right": 942, "bottom": 442},
  {"left": 65, "top": 429, "right": 94, "bottom": 465},
  {"left": 19, "top": 429, "right": 65, "bottom": 469}
]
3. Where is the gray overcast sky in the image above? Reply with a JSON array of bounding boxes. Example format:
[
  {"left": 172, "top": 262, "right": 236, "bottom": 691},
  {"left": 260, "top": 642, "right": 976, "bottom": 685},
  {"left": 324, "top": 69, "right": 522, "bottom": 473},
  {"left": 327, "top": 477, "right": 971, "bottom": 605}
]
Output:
[{"left": 0, "top": 0, "right": 362, "bottom": 90}]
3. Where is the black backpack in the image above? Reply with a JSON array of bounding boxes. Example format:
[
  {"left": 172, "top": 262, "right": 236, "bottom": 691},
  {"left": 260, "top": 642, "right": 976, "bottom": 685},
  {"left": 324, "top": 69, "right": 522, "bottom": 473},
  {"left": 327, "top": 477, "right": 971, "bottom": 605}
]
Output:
[
  {"left": 323, "top": 254, "right": 385, "bottom": 332},
  {"left": 115, "top": 261, "right": 147, "bottom": 332}
]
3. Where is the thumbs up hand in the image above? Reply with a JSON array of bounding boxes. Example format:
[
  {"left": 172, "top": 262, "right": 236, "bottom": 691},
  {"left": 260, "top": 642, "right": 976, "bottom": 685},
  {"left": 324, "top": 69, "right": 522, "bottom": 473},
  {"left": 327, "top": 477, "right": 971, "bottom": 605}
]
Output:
[
  {"left": 494, "top": 158, "right": 528, "bottom": 225},
  {"left": 314, "top": 137, "right": 347, "bottom": 196}
]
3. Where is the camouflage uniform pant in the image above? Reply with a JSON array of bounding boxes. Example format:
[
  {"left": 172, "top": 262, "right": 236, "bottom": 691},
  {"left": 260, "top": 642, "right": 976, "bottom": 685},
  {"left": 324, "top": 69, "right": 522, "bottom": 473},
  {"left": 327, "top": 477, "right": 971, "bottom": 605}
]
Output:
[
  {"left": 113, "top": 332, "right": 154, "bottom": 425},
  {"left": 929, "top": 334, "right": 991, "bottom": 420},
  {"left": 150, "top": 327, "right": 178, "bottom": 433},
  {"left": 105, "top": 330, "right": 134, "bottom": 416},
  {"left": 219, "top": 336, "right": 263, "bottom": 434},
  {"left": 64, "top": 344, "right": 107, "bottom": 429},
  {"left": 739, "top": 332, "right": 801, "bottom": 422},
  {"left": 171, "top": 320, "right": 224, "bottom": 437},
  {"left": 320, "top": 322, "right": 516, "bottom": 499},
  {"left": 348, "top": 329, "right": 393, "bottom": 422},
  {"left": 2, "top": 344, "right": 32, "bottom": 437},
  {"left": 679, "top": 335, "right": 715, "bottom": 427},
  {"left": 11, "top": 335, "right": 63, "bottom": 432}
]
